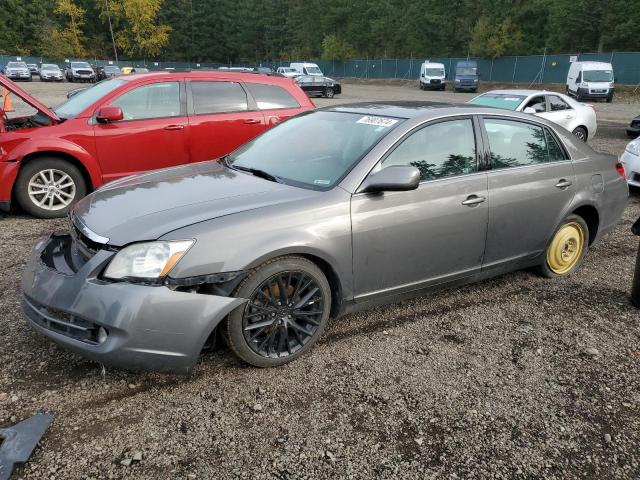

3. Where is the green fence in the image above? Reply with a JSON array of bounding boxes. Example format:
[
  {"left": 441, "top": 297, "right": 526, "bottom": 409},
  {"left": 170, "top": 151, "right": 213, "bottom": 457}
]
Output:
[{"left": 2, "top": 52, "right": 639, "bottom": 85}]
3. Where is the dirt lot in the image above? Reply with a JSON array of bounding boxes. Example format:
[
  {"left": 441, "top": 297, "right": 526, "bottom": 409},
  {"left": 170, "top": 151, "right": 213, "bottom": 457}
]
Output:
[{"left": 1, "top": 80, "right": 640, "bottom": 479}]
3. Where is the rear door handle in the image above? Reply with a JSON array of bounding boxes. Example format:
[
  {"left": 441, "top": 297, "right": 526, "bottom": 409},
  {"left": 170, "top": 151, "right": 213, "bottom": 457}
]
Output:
[
  {"left": 461, "top": 195, "right": 486, "bottom": 206},
  {"left": 164, "top": 124, "right": 184, "bottom": 130},
  {"left": 244, "top": 119, "right": 261, "bottom": 125},
  {"left": 555, "top": 179, "right": 573, "bottom": 189}
]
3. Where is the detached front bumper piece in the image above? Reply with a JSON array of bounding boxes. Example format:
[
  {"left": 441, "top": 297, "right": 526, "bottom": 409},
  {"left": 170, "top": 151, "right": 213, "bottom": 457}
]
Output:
[
  {"left": 21, "top": 234, "right": 246, "bottom": 374},
  {"left": 0, "top": 413, "right": 54, "bottom": 480}
]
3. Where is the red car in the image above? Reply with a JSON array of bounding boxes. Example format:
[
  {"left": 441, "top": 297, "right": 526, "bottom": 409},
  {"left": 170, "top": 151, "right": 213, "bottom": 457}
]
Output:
[{"left": 0, "top": 71, "right": 314, "bottom": 218}]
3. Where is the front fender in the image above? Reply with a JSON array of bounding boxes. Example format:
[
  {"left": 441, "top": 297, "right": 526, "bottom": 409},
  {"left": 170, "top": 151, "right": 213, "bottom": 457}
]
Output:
[{"left": 8, "top": 134, "right": 102, "bottom": 188}]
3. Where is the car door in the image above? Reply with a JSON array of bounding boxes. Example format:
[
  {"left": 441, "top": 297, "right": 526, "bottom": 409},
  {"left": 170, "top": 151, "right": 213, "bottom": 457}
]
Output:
[
  {"left": 243, "top": 82, "right": 303, "bottom": 127},
  {"left": 480, "top": 116, "right": 576, "bottom": 270},
  {"left": 186, "top": 80, "right": 265, "bottom": 162},
  {"left": 351, "top": 116, "right": 489, "bottom": 300},
  {"left": 93, "top": 80, "right": 189, "bottom": 181},
  {"left": 537, "top": 94, "right": 575, "bottom": 131}
]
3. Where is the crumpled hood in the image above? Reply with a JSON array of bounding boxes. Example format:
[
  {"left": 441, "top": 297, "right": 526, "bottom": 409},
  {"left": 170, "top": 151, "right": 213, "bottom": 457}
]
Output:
[{"left": 72, "top": 161, "right": 319, "bottom": 246}]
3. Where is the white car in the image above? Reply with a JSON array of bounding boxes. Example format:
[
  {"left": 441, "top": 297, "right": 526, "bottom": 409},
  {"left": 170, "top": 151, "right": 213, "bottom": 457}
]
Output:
[
  {"left": 621, "top": 137, "right": 640, "bottom": 188},
  {"left": 469, "top": 89, "right": 597, "bottom": 141},
  {"left": 276, "top": 67, "right": 300, "bottom": 78}
]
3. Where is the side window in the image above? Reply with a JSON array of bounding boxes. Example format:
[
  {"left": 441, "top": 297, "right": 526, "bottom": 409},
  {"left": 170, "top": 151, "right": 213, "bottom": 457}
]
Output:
[
  {"left": 111, "top": 82, "right": 180, "bottom": 120},
  {"left": 190, "top": 81, "right": 247, "bottom": 114},
  {"left": 382, "top": 118, "right": 477, "bottom": 181},
  {"left": 548, "top": 95, "right": 571, "bottom": 111},
  {"left": 244, "top": 83, "right": 300, "bottom": 109},
  {"left": 545, "top": 128, "right": 568, "bottom": 162},
  {"left": 576, "top": 72, "right": 582, "bottom": 83},
  {"left": 525, "top": 96, "right": 546, "bottom": 113},
  {"left": 485, "top": 118, "right": 548, "bottom": 168}
]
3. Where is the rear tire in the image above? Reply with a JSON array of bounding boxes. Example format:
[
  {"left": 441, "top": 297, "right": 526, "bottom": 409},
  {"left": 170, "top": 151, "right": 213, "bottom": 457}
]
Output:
[
  {"left": 15, "top": 157, "right": 87, "bottom": 219},
  {"left": 572, "top": 126, "right": 588, "bottom": 142},
  {"left": 537, "top": 214, "right": 589, "bottom": 278},
  {"left": 224, "top": 256, "right": 331, "bottom": 367}
]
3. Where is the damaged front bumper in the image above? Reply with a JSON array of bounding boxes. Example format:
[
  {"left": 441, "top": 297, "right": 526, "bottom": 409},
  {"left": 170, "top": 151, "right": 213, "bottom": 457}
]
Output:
[{"left": 21, "top": 233, "right": 247, "bottom": 374}]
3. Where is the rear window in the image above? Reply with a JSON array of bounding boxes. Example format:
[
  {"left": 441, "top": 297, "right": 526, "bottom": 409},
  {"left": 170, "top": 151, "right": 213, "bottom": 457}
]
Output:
[
  {"left": 190, "top": 81, "right": 248, "bottom": 114},
  {"left": 245, "top": 83, "right": 300, "bottom": 109}
]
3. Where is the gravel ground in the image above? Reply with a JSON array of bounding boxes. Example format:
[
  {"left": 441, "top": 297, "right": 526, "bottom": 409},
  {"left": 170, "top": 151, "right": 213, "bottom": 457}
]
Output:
[{"left": 1, "top": 80, "right": 640, "bottom": 480}]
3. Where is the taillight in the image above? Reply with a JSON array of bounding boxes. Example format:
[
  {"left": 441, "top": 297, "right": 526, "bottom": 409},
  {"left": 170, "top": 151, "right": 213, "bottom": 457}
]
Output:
[{"left": 616, "top": 162, "right": 626, "bottom": 177}]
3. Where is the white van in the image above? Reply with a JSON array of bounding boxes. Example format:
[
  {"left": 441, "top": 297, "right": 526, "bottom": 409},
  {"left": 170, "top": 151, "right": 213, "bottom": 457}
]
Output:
[
  {"left": 419, "top": 61, "right": 446, "bottom": 91},
  {"left": 277, "top": 67, "right": 300, "bottom": 78},
  {"left": 566, "top": 61, "right": 614, "bottom": 102},
  {"left": 290, "top": 62, "right": 323, "bottom": 76}
]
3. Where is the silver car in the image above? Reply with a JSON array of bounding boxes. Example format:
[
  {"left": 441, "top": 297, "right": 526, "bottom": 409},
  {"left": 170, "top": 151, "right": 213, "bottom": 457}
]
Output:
[{"left": 22, "top": 103, "right": 628, "bottom": 373}]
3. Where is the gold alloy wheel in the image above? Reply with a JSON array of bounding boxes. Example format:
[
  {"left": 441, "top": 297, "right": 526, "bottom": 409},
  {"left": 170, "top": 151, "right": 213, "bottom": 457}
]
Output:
[{"left": 546, "top": 222, "right": 585, "bottom": 275}]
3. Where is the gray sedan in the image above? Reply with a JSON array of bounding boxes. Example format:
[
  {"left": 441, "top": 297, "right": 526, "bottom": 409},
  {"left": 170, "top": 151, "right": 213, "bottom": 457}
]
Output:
[{"left": 22, "top": 103, "right": 628, "bottom": 373}]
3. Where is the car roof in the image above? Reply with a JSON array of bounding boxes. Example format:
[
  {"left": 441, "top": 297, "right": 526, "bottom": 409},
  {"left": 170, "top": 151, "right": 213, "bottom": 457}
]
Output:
[
  {"left": 574, "top": 61, "right": 612, "bottom": 68},
  {"left": 321, "top": 101, "right": 527, "bottom": 120},
  {"left": 480, "top": 89, "right": 555, "bottom": 96},
  {"left": 118, "top": 70, "right": 294, "bottom": 83}
]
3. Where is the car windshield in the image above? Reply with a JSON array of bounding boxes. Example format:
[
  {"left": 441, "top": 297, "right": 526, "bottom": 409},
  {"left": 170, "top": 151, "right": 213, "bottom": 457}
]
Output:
[
  {"left": 71, "top": 62, "right": 91, "bottom": 69},
  {"left": 425, "top": 68, "right": 444, "bottom": 76},
  {"left": 469, "top": 93, "right": 525, "bottom": 110},
  {"left": 53, "top": 79, "right": 125, "bottom": 119},
  {"left": 41, "top": 64, "right": 59, "bottom": 71},
  {"left": 227, "top": 111, "right": 403, "bottom": 190},
  {"left": 583, "top": 69, "right": 613, "bottom": 82},
  {"left": 306, "top": 66, "right": 322, "bottom": 74},
  {"left": 7, "top": 62, "right": 26, "bottom": 68},
  {"left": 456, "top": 67, "right": 477, "bottom": 75}
]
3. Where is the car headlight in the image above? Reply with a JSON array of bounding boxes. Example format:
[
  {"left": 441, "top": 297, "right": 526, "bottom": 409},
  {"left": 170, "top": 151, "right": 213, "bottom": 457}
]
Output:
[
  {"left": 626, "top": 141, "right": 640, "bottom": 157},
  {"left": 104, "top": 240, "right": 194, "bottom": 282}
]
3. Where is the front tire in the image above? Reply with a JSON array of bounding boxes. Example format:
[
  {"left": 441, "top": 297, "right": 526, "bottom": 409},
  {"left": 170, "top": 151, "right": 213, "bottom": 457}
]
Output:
[
  {"left": 537, "top": 215, "right": 589, "bottom": 278},
  {"left": 324, "top": 87, "right": 334, "bottom": 98},
  {"left": 15, "top": 157, "right": 87, "bottom": 218},
  {"left": 224, "top": 256, "right": 331, "bottom": 367}
]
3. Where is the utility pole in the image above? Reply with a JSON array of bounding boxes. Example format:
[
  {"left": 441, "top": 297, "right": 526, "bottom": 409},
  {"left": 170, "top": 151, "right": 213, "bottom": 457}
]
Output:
[{"left": 104, "top": 0, "right": 118, "bottom": 62}]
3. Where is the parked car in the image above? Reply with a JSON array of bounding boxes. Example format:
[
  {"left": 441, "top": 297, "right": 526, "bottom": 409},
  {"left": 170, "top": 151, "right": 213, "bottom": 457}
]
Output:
[
  {"left": 566, "top": 61, "right": 614, "bottom": 102},
  {"left": 0, "top": 72, "right": 314, "bottom": 218},
  {"left": 131, "top": 67, "right": 149, "bottom": 74},
  {"left": 21, "top": 102, "right": 628, "bottom": 373},
  {"left": 65, "top": 61, "right": 96, "bottom": 83},
  {"left": 419, "top": 61, "right": 446, "bottom": 90},
  {"left": 469, "top": 90, "right": 597, "bottom": 141},
  {"left": 620, "top": 136, "right": 640, "bottom": 188},
  {"left": 96, "top": 65, "right": 122, "bottom": 81},
  {"left": 626, "top": 115, "right": 640, "bottom": 138},
  {"left": 39, "top": 64, "right": 64, "bottom": 82},
  {"left": 290, "top": 62, "right": 323, "bottom": 76},
  {"left": 5, "top": 61, "right": 32, "bottom": 81},
  {"left": 27, "top": 63, "right": 39, "bottom": 76},
  {"left": 277, "top": 67, "right": 300, "bottom": 78},
  {"left": 453, "top": 60, "right": 479, "bottom": 92},
  {"left": 253, "top": 67, "right": 274, "bottom": 74},
  {"left": 295, "top": 75, "right": 341, "bottom": 98}
]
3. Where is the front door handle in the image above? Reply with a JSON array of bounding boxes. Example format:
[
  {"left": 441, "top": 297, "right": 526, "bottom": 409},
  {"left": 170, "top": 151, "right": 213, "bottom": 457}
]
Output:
[
  {"left": 555, "top": 179, "right": 573, "bottom": 189},
  {"left": 461, "top": 195, "right": 486, "bottom": 206},
  {"left": 244, "top": 119, "right": 261, "bottom": 125},
  {"left": 164, "top": 124, "right": 185, "bottom": 130}
]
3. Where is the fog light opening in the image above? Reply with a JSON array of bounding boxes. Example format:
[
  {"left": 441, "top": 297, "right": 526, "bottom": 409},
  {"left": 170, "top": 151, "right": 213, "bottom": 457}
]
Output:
[{"left": 98, "top": 327, "right": 109, "bottom": 344}]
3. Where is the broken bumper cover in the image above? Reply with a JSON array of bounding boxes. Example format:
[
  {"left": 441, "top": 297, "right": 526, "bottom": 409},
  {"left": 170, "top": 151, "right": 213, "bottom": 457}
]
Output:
[{"left": 21, "top": 234, "right": 246, "bottom": 374}]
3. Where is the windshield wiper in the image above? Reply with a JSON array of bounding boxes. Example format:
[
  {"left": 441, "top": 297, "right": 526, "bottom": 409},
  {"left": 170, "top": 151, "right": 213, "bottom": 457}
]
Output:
[{"left": 232, "top": 165, "right": 283, "bottom": 183}]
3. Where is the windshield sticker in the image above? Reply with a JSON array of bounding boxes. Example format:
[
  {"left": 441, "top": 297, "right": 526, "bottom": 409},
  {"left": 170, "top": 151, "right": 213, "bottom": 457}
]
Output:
[
  {"left": 357, "top": 116, "right": 399, "bottom": 128},
  {"left": 313, "top": 179, "right": 331, "bottom": 185}
]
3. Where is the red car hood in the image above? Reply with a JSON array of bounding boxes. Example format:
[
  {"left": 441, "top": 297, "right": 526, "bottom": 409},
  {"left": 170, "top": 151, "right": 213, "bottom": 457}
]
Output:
[{"left": 0, "top": 76, "right": 60, "bottom": 123}]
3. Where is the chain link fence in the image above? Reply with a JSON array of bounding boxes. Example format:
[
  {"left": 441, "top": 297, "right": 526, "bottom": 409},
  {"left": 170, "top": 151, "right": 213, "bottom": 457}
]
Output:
[{"left": 2, "top": 52, "right": 639, "bottom": 85}]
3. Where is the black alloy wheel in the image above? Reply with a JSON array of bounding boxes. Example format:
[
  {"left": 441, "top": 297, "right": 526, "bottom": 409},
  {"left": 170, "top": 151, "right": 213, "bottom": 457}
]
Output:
[{"left": 224, "top": 256, "right": 331, "bottom": 367}]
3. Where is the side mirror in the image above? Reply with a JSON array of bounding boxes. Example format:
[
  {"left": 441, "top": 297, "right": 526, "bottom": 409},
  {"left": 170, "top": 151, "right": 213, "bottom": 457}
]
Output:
[
  {"left": 523, "top": 107, "right": 537, "bottom": 114},
  {"left": 96, "top": 106, "right": 123, "bottom": 124},
  {"left": 358, "top": 166, "right": 421, "bottom": 194}
]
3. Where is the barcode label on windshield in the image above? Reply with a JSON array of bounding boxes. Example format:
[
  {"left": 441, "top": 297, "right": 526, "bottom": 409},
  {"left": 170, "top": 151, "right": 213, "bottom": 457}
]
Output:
[{"left": 357, "top": 116, "right": 399, "bottom": 127}]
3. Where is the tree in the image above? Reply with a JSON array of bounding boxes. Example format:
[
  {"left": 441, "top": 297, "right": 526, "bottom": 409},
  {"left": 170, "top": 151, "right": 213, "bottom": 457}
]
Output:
[
  {"left": 321, "top": 34, "right": 356, "bottom": 61},
  {"left": 40, "top": 0, "right": 87, "bottom": 58},
  {"left": 470, "top": 15, "right": 523, "bottom": 58},
  {"left": 110, "top": 0, "right": 170, "bottom": 58}
]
